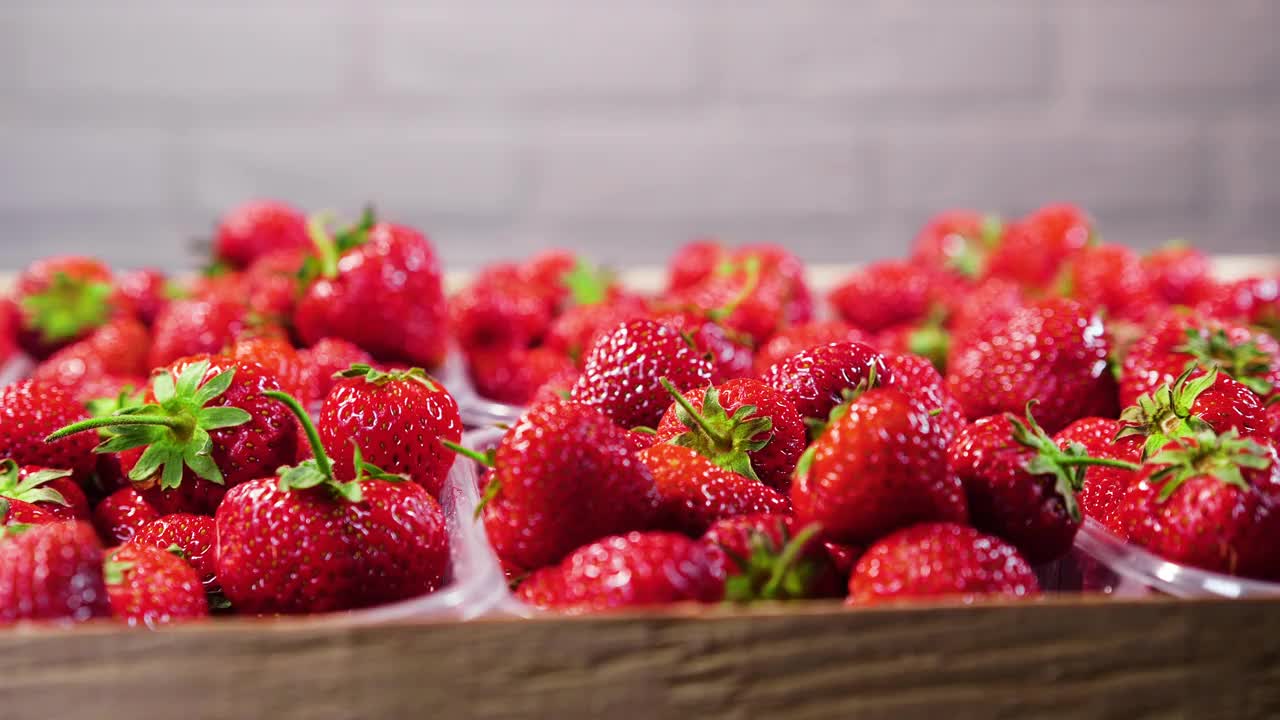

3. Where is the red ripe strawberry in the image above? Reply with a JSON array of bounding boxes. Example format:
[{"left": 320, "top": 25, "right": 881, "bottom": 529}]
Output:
[
  {"left": 675, "top": 251, "right": 795, "bottom": 345},
  {"left": 514, "top": 531, "right": 722, "bottom": 612},
  {"left": 881, "top": 352, "right": 967, "bottom": 445},
  {"left": 473, "top": 400, "right": 660, "bottom": 572},
  {"left": 984, "top": 203, "right": 1092, "bottom": 289},
  {"left": 1060, "top": 243, "right": 1161, "bottom": 322},
  {"left": 944, "top": 277, "right": 1026, "bottom": 358},
  {"left": 702, "top": 514, "right": 842, "bottom": 601},
  {"left": 530, "top": 365, "right": 582, "bottom": 407},
  {"left": 667, "top": 239, "right": 727, "bottom": 293},
  {"left": 570, "top": 319, "right": 715, "bottom": 430},
  {"left": 0, "top": 298, "right": 18, "bottom": 366},
  {"left": 824, "top": 542, "right": 862, "bottom": 580},
  {"left": 848, "top": 522, "right": 1039, "bottom": 604},
  {"left": 947, "top": 409, "right": 1139, "bottom": 564},
  {"left": 0, "top": 520, "right": 110, "bottom": 624},
  {"left": 104, "top": 543, "right": 208, "bottom": 626},
  {"left": 92, "top": 487, "right": 159, "bottom": 545},
  {"left": 466, "top": 346, "right": 574, "bottom": 406},
  {"left": 130, "top": 513, "right": 218, "bottom": 593},
  {"left": 15, "top": 255, "right": 117, "bottom": 359},
  {"left": 225, "top": 335, "right": 307, "bottom": 401},
  {"left": 653, "top": 378, "right": 806, "bottom": 490},
  {"left": 543, "top": 294, "right": 648, "bottom": 366},
  {"left": 760, "top": 340, "right": 888, "bottom": 425},
  {"left": 1142, "top": 243, "right": 1215, "bottom": 306},
  {"left": 737, "top": 244, "right": 813, "bottom": 326},
  {"left": 243, "top": 247, "right": 312, "bottom": 323},
  {"left": 1120, "top": 312, "right": 1279, "bottom": 406},
  {"left": 295, "top": 219, "right": 449, "bottom": 368},
  {"left": 1117, "top": 368, "right": 1266, "bottom": 459},
  {"left": 946, "top": 298, "right": 1117, "bottom": 435},
  {"left": 518, "top": 249, "right": 580, "bottom": 306},
  {"left": 0, "top": 379, "right": 97, "bottom": 481},
  {"left": 1197, "top": 277, "right": 1279, "bottom": 333},
  {"left": 34, "top": 316, "right": 151, "bottom": 399},
  {"left": 148, "top": 295, "right": 247, "bottom": 369},
  {"left": 638, "top": 444, "right": 791, "bottom": 535},
  {"left": 648, "top": 308, "right": 754, "bottom": 383},
  {"left": 791, "top": 388, "right": 968, "bottom": 545},
  {"left": 1054, "top": 418, "right": 1142, "bottom": 531},
  {"left": 910, "top": 210, "right": 1003, "bottom": 280},
  {"left": 298, "top": 337, "right": 375, "bottom": 405},
  {"left": 319, "top": 364, "right": 462, "bottom": 497},
  {"left": 217, "top": 392, "right": 450, "bottom": 614},
  {"left": 753, "top": 321, "right": 870, "bottom": 375},
  {"left": 49, "top": 354, "right": 300, "bottom": 515},
  {"left": 1, "top": 496, "right": 55, "bottom": 525},
  {"left": 874, "top": 320, "right": 950, "bottom": 373},
  {"left": 0, "top": 461, "right": 88, "bottom": 521},
  {"left": 828, "top": 260, "right": 937, "bottom": 334},
  {"left": 213, "top": 199, "right": 310, "bottom": 270},
  {"left": 115, "top": 268, "right": 171, "bottom": 327},
  {"left": 450, "top": 278, "right": 553, "bottom": 354},
  {"left": 1116, "top": 431, "right": 1280, "bottom": 579}
]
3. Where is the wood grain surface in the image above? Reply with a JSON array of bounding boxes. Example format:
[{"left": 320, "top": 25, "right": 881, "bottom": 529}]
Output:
[{"left": 2, "top": 596, "right": 1277, "bottom": 720}]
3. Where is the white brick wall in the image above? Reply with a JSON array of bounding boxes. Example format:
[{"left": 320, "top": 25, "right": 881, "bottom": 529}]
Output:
[{"left": 0, "top": 0, "right": 1276, "bottom": 270}]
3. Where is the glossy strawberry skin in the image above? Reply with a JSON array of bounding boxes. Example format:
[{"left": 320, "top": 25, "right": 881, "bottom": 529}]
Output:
[
  {"left": 653, "top": 378, "right": 805, "bottom": 491},
  {"left": 224, "top": 336, "right": 308, "bottom": 401},
  {"left": 217, "top": 477, "right": 450, "bottom": 614},
  {"left": 0, "top": 520, "right": 110, "bottom": 625},
  {"left": 115, "top": 268, "right": 170, "bottom": 327},
  {"left": 944, "top": 278, "right": 1026, "bottom": 358},
  {"left": 542, "top": 295, "right": 648, "bottom": 367},
  {"left": 1197, "top": 277, "right": 1279, "bottom": 329},
  {"left": 298, "top": 338, "right": 375, "bottom": 406},
  {"left": 15, "top": 256, "right": 116, "bottom": 359},
  {"left": 515, "top": 531, "right": 722, "bottom": 612},
  {"left": 760, "top": 341, "right": 888, "bottom": 423},
  {"left": 148, "top": 296, "right": 247, "bottom": 369},
  {"left": 983, "top": 203, "right": 1091, "bottom": 289},
  {"left": 466, "top": 346, "right": 575, "bottom": 406},
  {"left": 910, "top": 209, "right": 994, "bottom": 279},
  {"left": 318, "top": 371, "right": 463, "bottom": 498},
  {"left": 482, "top": 401, "right": 661, "bottom": 572},
  {"left": 947, "top": 415, "right": 1079, "bottom": 564},
  {"left": 1064, "top": 244, "right": 1161, "bottom": 323},
  {"left": 702, "top": 513, "right": 843, "bottom": 599},
  {"left": 295, "top": 222, "right": 449, "bottom": 369},
  {"left": 0, "top": 379, "right": 98, "bottom": 482},
  {"left": 130, "top": 513, "right": 219, "bottom": 592},
  {"left": 241, "top": 248, "right": 312, "bottom": 323},
  {"left": 754, "top": 321, "right": 870, "bottom": 375},
  {"left": 1054, "top": 418, "right": 1141, "bottom": 532},
  {"left": 106, "top": 544, "right": 208, "bottom": 626},
  {"left": 639, "top": 444, "right": 791, "bottom": 536},
  {"left": 792, "top": 389, "right": 968, "bottom": 546},
  {"left": 946, "top": 298, "right": 1117, "bottom": 435},
  {"left": 570, "top": 319, "right": 715, "bottom": 430},
  {"left": 33, "top": 316, "right": 151, "bottom": 399},
  {"left": 828, "top": 260, "right": 936, "bottom": 334},
  {"left": 848, "top": 522, "right": 1039, "bottom": 604},
  {"left": 649, "top": 309, "right": 754, "bottom": 384},
  {"left": 450, "top": 276, "right": 553, "bottom": 354},
  {"left": 881, "top": 352, "right": 967, "bottom": 446},
  {"left": 214, "top": 200, "right": 311, "bottom": 270},
  {"left": 666, "top": 239, "right": 727, "bottom": 293},
  {"left": 32, "top": 472, "right": 91, "bottom": 522},
  {"left": 2, "top": 497, "right": 55, "bottom": 525},
  {"left": 92, "top": 487, "right": 160, "bottom": 545},
  {"left": 1142, "top": 245, "right": 1215, "bottom": 306}
]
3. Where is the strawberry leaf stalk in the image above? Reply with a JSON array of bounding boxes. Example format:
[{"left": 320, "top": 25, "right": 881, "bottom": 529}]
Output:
[
  {"left": 1145, "top": 429, "right": 1272, "bottom": 502},
  {"left": 658, "top": 378, "right": 772, "bottom": 482},
  {"left": 299, "top": 208, "right": 377, "bottom": 286},
  {"left": 1177, "top": 328, "right": 1274, "bottom": 397},
  {"left": 1117, "top": 367, "right": 1218, "bottom": 459},
  {"left": 46, "top": 360, "right": 251, "bottom": 490},
  {"left": 0, "top": 460, "right": 71, "bottom": 508},
  {"left": 721, "top": 522, "right": 824, "bottom": 602},
  {"left": 266, "top": 391, "right": 404, "bottom": 503},
  {"left": 1007, "top": 403, "right": 1141, "bottom": 522},
  {"left": 707, "top": 254, "right": 762, "bottom": 324},
  {"left": 21, "top": 271, "right": 114, "bottom": 343}
]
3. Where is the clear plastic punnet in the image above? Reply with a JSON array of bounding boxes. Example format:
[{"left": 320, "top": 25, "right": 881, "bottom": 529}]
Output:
[{"left": 437, "top": 351, "right": 526, "bottom": 428}]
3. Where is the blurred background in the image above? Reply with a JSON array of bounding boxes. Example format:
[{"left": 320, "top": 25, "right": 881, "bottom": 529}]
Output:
[{"left": 1, "top": 0, "right": 1277, "bottom": 270}]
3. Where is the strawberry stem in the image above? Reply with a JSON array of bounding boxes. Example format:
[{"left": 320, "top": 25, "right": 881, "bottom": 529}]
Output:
[
  {"left": 760, "top": 523, "right": 822, "bottom": 599},
  {"left": 441, "top": 440, "right": 494, "bottom": 469},
  {"left": 264, "top": 390, "right": 333, "bottom": 481},
  {"left": 45, "top": 414, "right": 192, "bottom": 442},
  {"left": 306, "top": 214, "right": 341, "bottom": 280},
  {"left": 1056, "top": 456, "right": 1141, "bottom": 471},
  {"left": 659, "top": 377, "right": 729, "bottom": 447}
]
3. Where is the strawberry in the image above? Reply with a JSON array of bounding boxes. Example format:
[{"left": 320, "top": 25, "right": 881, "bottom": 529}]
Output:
[
  {"left": 874, "top": 320, "right": 950, "bottom": 373},
  {"left": 947, "top": 409, "right": 1139, "bottom": 564},
  {"left": 224, "top": 335, "right": 307, "bottom": 401},
  {"left": 298, "top": 338, "right": 375, "bottom": 405},
  {"left": 217, "top": 392, "right": 450, "bottom": 614},
  {"left": 674, "top": 249, "right": 801, "bottom": 345},
  {"left": 0, "top": 461, "right": 88, "bottom": 521},
  {"left": 243, "top": 247, "right": 313, "bottom": 323},
  {"left": 115, "top": 268, "right": 172, "bottom": 327},
  {"left": 667, "top": 239, "right": 727, "bottom": 293},
  {"left": 92, "top": 487, "right": 159, "bottom": 545},
  {"left": 518, "top": 249, "right": 581, "bottom": 306},
  {"left": 824, "top": 542, "right": 861, "bottom": 580},
  {"left": 1116, "top": 368, "right": 1266, "bottom": 459},
  {"left": 1, "top": 497, "right": 55, "bottom": 525},
  {"left": 753, "top": 321, "right": 870, "bottom": 375},
  {"left": 450, "top": 276, "right": 553, "bottom": 354},
  {"left": 471, "top": 400, "right": 661, "bottom": 572},
  {"left": 648, "top": 308, "right": 754, "bottom": 383},
  {"left": 465, "top": 346, "right": 574, "bottom": 406},
  {"left": 514, "top": 531, "right": 722, "bottom": 612},
  {"left": 946, "top": 298, "right": 1118, "bottom": 435},
  {"left": 104, "top": 543, "right": 208, "bottom": 626},
  {"left": 910, "top": 210, "right": 1003, "bottom": 280},
  {"left": 33, "top": 316, "right": 151, "bottom": 399},
  {"left": 543, "top": 294, "right": 648, "bottom": 366},
  {"left": 1115, "top": 431, "right": 1280, "bottom": 579},
  {"left": 791, "top": 388, "right": 968, "bottom": 545},
  {"left": 1142, "top": 243, "right": 1215, "bottom": 306},
  {"left": 15, "top": 255, "right": 117, "bottom": 359},
  {"left": 737, "top": 244, "right": 813, "bottom": 326},
  {"left": 638, "top": 443, "right": 791, "bottom": 535},
  {"left": 319, "top": 364, "right": 462, "bottom": 497},
  {"left": 1120, "top": 312, "right": 1280, "bottom": 406},
  {"left": 702, "top": 514, "right": 842, "bottom": 601},
  {"left": 1060, "top": 243, "right": 1161, "bottom": 322},
  {"left": 984, "top": 203, "right": 1092, "bottom": 289},
  {"left": 1197, "top": 277, "right": 1279, "bottom": 334},
  {"left": 130, "top": 513, "right": 219, "bottom": 593},
  {"left": 880, "top": 351, "right": 967, "bottom": 445},
  {"left": 0, "top": 298, "right": 18, "bottom": 366},
  {"left": 760, "top": 340, "right": 888, "bottom": 425},
  {"left": 1054, "top": 418, "right": 1142, "bottom": 532},
  {"left": 295, "top": 218, "right": 449, "bottom": 368},
  {"left": 147, "top": 295, "right": 247, "bottom": 369},
  {"left": 49, "top": 355, "right": 300, "bottom": 515},
  {"left": 530, "top": 365, "right": 582, "bottom": 407},
  {"left": 213, "top": 199, "right": 311, "bottom": 270},
  {"left": 0, "top": 520, "right": 110, "bottom": 624},
  {"left": 0, "top": 379, "right": 97, "bottom": 481},
  {"left": 828, "top": 260, "right": 937, "bottom": 334},
  {"left": 847, "top": 522, "right": 1039, "bottom": 604},
  {"left": 653, "top": 378, "right": 805, "bottom": 490},
  {"left": 569, "top": 319, "right": 715, "bottom": 430},
  {"left": 944, "top": 277, "right": 1026, "bottom": 358}
]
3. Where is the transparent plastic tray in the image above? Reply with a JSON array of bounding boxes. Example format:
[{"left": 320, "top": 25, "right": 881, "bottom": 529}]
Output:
[
  {"left": 456, "top": 426, "right": 535, "bottom": 617},
  {"left": 436, "top": 351, "right": 527, "bottom": 428}
]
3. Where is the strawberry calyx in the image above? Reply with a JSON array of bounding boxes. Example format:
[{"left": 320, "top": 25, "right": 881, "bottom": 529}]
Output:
[
  {"left": 265, "top": 390, "right": 405, "bottom": 503},
  {"left": 0, "top": 459, "right": 71, "bottom": 508},
  {"left": 722, "top": 521, "right": 825, "bottom": 602},
  {"left": 1116, "top": 367, "right": 1217, "bottom": 459},
  {"left": 1146, "top": 429, "right": 1271, "bottom": 502},
  {"left": 659, "top": 378, "right": 773, "bottom": 482},
  {"left": 0, "top": 506, "right": 34, "bottom": 537},
  {"left": 85, "top": 386, "right": 146, "bottom": 420},
  {"left": 335, "top": 363, "right": 440, "bottom": 391},
  {"left": 944, "top": 214, "right": 1003, "bottom": 279},
  {"left": 707, "top": 254, "right": 762, "bottom": 323},
  {"left": 47, "top": 359, "right": 252, "bottom": 490},
  {"left": 906, "top": 308, "right": 951, "bottom": 371},
  {"left": 802, "top": 363, "right": 881, "bottom": 442},
  {"left": 301, "top": 208, "right": 376, "bottom": 284},
  {"left": 103, "top": 551, "right": 133, "bottom": 586},
  {"left": 562, "top": 260, "right": 613, "bottom": 306},
  {"left": 1008, "top": 403, "right": 1141, "bottom": 523},
  {"left": 1177, "top": 327, "right": 1274, "bottom": 397},
  {"left": 21, "top": 271, "right": 114, "bottom": 343}
]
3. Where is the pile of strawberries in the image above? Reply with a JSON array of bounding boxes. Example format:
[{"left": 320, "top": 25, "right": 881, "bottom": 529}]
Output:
[{"left": 1, "top": 201, "right": 463, "bottom": 626}]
